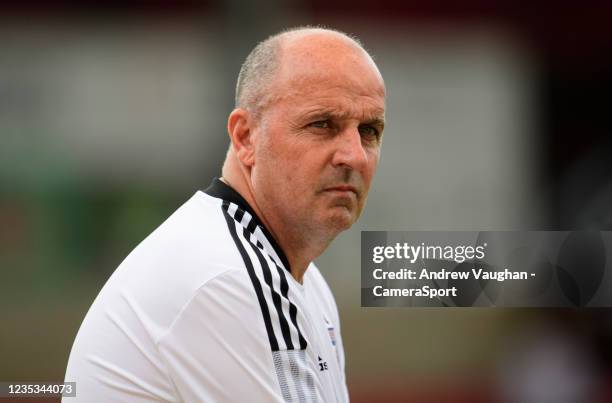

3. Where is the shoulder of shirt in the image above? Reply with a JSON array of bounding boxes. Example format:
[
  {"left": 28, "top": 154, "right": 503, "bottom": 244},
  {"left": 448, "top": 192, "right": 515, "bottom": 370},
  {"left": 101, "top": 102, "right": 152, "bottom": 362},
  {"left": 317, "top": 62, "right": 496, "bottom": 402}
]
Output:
[
  {"left": 304, "top": 262, "right": 339, "bottom": 313},
  {"left": 305, "top": 262, "right": 329, "bottom": 291},
  {"left": 95, "top": 191, "right": 255, "bottom": 340},
  {"left": 117, "top": 190, "right": 244, "bottom": 277}
]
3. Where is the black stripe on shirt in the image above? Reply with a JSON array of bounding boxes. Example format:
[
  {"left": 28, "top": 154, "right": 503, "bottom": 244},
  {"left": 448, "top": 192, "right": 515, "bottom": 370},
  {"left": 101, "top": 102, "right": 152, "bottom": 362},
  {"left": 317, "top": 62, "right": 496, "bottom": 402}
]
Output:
[
  {"left": 204, "top": 178, "right": 291, "bottom": 272},
  {"left": 241, "top": 227, "right": 295, "bottom": 350},
  {"left": 221, "top": 200, "right": 279, "bottom": 351},
  {"left": 233, "top": 206, "right": 245, "bottom": 223},
  {"left": 247, "top": 216, "right": 258, "bottom": 235},
  {"left": 274, "top": 263, "right": 308, "bottom": 350},
  {"left": 226, "top": 202, "right": 308, "bottom": 351}
]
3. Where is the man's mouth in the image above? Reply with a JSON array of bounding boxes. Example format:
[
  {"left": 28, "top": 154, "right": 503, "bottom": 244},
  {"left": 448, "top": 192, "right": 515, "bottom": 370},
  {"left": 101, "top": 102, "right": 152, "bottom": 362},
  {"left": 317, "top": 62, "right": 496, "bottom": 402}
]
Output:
[{"left": 323, "top": 185, "right": 359, "bottom": 197}]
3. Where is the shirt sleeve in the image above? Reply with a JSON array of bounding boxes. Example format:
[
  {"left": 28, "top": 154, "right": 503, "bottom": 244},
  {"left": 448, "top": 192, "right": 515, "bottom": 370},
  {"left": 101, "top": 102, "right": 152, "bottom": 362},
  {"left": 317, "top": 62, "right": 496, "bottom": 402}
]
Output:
[{"left": 156, "top": 268, "right": 284, "bottom": 403}]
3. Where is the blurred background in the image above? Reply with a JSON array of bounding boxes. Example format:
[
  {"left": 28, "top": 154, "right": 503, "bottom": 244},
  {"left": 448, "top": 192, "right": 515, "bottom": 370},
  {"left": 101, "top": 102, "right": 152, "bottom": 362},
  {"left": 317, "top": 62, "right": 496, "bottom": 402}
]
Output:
[{"left": 1, "top": 1, "right": 612, "bottom": 402}]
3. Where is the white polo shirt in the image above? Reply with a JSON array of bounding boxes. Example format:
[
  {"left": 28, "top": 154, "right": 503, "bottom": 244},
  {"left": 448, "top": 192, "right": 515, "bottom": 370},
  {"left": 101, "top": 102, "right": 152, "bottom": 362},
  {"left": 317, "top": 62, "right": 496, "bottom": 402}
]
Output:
[{"left": 63, "top": 178, "right": 349, "bottom": 402}]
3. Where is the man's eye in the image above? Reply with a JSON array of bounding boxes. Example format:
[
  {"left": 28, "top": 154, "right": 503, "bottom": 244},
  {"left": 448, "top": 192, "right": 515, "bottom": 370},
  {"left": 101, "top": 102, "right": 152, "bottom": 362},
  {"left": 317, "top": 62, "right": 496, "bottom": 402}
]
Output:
[
  {"left": 358, "top": 124, "right": 380, "bottom": 140},
  {"left": 309, "top": 120, "right": 330, "bottom": 129}
]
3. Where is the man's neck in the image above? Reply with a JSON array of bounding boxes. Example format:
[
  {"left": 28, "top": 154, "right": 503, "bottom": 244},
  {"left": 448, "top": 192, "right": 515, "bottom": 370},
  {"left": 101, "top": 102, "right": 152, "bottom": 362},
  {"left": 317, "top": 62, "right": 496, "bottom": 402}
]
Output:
[{"left": 219, "top": 175, "right": 329, "bottom": 284}]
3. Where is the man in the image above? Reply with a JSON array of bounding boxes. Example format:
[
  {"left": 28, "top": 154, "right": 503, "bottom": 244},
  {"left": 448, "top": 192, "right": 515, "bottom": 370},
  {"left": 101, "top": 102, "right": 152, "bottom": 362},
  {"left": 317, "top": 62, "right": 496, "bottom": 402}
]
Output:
[{"left": 64, "top": 26, "right": 385, "bottom": 402}]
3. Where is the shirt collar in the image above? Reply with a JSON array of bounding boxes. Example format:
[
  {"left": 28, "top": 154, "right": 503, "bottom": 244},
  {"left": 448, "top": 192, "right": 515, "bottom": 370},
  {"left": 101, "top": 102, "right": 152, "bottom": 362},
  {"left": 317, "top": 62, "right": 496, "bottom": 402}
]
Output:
[{"left": 204, "top": 177, "right": 291, "bottom": 273}]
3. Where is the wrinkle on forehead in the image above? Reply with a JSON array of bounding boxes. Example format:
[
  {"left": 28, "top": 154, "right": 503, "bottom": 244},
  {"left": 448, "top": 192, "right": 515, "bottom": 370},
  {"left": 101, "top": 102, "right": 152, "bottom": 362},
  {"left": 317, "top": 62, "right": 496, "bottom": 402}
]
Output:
[
  {"left": 306, "top": 108, "right": 385, "bottom": 126},
  {"left": 279, "top": 57, "right": 384, "bottom": 94},
  {"left": 298, "top": 96, "right": 385, "bottom": 120},
  {"left": 261, "top": 85, "right": 386, "bottom": 131},
  {"left": 273, "top": 61, "right": 384, "bottom": 104},
  {"left": 276, "top": 75, "right": 383, "bottom": 97}
]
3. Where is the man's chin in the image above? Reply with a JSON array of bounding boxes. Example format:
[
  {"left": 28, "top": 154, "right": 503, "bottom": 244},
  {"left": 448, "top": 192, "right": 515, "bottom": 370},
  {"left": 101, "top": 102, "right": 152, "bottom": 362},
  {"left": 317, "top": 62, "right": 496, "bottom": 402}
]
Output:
[{"left": 324, "top": 206, "right": 356, "bottom": 232}]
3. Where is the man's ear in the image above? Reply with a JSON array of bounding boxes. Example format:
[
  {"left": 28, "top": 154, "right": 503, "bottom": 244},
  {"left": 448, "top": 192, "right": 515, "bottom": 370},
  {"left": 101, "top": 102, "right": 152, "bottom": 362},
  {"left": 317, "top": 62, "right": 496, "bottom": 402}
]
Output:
[{"left": 227, "top": 108, "right": 256, "bottom": 167}]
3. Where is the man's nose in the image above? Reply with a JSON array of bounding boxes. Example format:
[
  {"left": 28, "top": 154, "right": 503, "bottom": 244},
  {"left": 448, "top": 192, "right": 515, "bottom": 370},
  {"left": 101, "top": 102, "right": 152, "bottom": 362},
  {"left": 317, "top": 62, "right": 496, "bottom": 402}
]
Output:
[{"left": 331, "top": 127, "right": 368, "bottom": 171}]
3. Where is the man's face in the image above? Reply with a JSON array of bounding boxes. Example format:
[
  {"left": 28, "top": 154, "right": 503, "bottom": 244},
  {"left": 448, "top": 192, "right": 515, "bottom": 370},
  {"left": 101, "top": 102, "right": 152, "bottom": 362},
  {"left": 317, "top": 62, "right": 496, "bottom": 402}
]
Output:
[{"left": 251, "top": 37, "right": 385, "bottom": 240}]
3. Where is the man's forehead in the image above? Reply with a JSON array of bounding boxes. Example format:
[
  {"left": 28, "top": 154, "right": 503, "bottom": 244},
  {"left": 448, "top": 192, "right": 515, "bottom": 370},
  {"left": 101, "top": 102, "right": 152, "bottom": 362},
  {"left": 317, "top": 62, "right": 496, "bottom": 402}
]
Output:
[
  {"left": 265, "top": 77, "right": 385, "bottom": 124},
  {"left": 272, "top": 58, "right": 385, "bottom": 104},
  {"left": 264, "top": 80, "right": 382, "bottom": 115}
]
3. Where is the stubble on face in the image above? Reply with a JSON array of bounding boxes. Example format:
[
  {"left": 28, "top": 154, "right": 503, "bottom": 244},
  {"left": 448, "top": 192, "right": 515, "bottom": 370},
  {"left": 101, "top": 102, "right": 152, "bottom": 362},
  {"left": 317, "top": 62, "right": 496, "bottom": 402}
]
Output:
[{"left": 314, "top": 167, "right": 365, "bottom": 224}]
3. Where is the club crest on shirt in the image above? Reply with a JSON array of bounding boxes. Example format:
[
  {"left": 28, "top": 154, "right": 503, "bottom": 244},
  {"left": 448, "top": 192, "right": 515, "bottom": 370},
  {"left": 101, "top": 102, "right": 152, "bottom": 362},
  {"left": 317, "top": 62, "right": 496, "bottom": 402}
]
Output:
[{"left": 323, "top": 315, "right": 336, "bottom": 346}]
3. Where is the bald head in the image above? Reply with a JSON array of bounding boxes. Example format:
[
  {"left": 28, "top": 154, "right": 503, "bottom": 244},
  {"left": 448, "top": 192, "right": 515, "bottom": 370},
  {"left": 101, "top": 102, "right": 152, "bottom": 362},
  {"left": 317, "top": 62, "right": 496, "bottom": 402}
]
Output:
[{"left": 235, "top": 26, "right": 384, "bottom": 116}]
